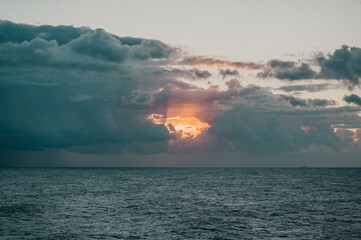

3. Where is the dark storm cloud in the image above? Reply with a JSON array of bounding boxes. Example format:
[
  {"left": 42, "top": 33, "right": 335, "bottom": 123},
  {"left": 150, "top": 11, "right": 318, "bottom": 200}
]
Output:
[
  {"left": 344, "top": 94, "right": 361, "bottom": 106},
  {"left": 259, "top": 45, "right": 361, "bottom": 86},
  {"left": 219, "top": 69, "right": 239, "bottom": 78},
  {"left": 281, "top": 95, "right": 336, "bottom": 107},
  {"left": 0, "top": 20, "right": 175, "bottom": 154}
]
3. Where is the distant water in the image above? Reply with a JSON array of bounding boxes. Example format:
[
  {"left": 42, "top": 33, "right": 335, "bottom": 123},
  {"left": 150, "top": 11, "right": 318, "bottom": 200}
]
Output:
[{"left": 1, "top": 168, "right": 361, "bottom": 239}]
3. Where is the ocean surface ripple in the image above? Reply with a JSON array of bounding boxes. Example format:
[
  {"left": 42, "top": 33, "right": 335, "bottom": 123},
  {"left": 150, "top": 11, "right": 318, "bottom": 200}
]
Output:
[{"left": 1, "top": 168, "right": 361, "bottom": 239}]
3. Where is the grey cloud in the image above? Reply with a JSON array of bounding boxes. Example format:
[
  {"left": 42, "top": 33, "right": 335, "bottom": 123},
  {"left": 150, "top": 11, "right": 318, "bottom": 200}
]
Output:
[
  {"left": 209, "top": 108, "right": 340, "bottom": 153},
  {"left": 317, "top": 45, "right": 361, "bottom": 86},
  {"left": 269, "top": 59, "right": 295, "bottom": 68},
  {"left": 71, "top": 29, "right": 173, "bottom": 62},
  {"left": 131, "top": 39, "right": 174, "bottom": 60},
  {"left": 0, "top": 21, "right": 175, "bottom": 153},
  {"left": 281, "top": 95, "right": 307, "bottom": 107},
  {"left": 276, "top": 63, "right": 316, "bottom": 80},
  {"left": 259, "top": 45, "right": 361, "bottom": 86},
  {"left": 0, "top": 20, "right": 90, "bottom": 45},
  {"left": 344, "top": 94, "right": 361, "bottom": 106},
  {"left": 150, "top": 78, "right": 357, "bottom": 154},
  {"left": 278, "top": 84, "right": 329, "bottom": 92},
  {"left": 258, "top": 59, "right": 312, "bottom": 80},
  {"left": 162, "top": 82, "right": 351, "bottom": 153},
  {"left": 1, "top": 20, "right": 360, "bottom": 159},
  {"left": 133, "top": 122, "right": 170, "bottom": 142},
  {"left": 225, "top": 79, "right": 241, "bottom": 90},
  {"left": 0, "top": 37, "right": 58, "bottom": 66},
  {"left": 0, "top": 24, "right": 174, "bottom": 73},
  {"left": 219, "top": 69, "right": 239, "bottom": 78},
  {"left": 69, "top": 29, "right": 130, "bottom": 62},
  {"left": 310, "top": 99, "right": 336, "bottom": 107},
  {"left": 281, "top": 95, "right": 336, "bottom": 107},
  {"left": 259, "top": 62, "right": 316, "bottom": 80},
  {"left": 203, "top": 84, "right": 356, "bottom": 153}
]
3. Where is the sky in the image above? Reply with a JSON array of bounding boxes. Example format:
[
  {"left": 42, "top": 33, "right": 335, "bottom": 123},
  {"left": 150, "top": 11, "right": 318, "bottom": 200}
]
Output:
[{"left": 1, "top": 0, "right": 361, "bottom": 167}]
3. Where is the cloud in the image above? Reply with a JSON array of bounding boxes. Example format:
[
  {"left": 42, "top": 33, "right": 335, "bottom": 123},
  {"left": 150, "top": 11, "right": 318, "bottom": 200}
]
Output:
[
  {"left": 208, "top": 108, "right": 341, "bottom": 153},
  {"left": 1, "top": 20, "right": 361, "bottom": 161},
  {"left": 259, "top": 45, "right": 361, "bottom": 86},
  {"left": 281, "top": 95, "right": 336, "bottom": 107},
  {"left": 225, "top": 79, "right": 241, "bottom": 90},
  {"left": 219, "top": 69, "right": 239, "bottom": 78},
  {"left": 281, "top": 95, "right": 307, "bottom": 107},
  {"left": 0, "top": 26, "right": 174, "bottom": 73},
  {"left": 160, "top": 81, "right": 357, "bottom": 154},
  {"left": 258, "top": 60, "right": 316, "bottom": 80},
  {"left": 0, "top": 20, "right": 90, "bottom": 45},
  {"left": 191, "top": 68, "right": 212, "bottom": 79},
  {"left": 309, "top": 98, "right": 337, "bottom": 107},
  {"left": 0, "top": 20, "right": 175, "bottom": 153},
  {"left": 317, "top": 45, "right": 361, "bottom": 86},
  {"left": 269, "top": 59, "right": 295, "bottom": 68},
  {"left": 278, "top": 84, "right": 329, "bottom": 92},
  {"left": 344, "top": 94, "right": 361, "bottom": 106}
]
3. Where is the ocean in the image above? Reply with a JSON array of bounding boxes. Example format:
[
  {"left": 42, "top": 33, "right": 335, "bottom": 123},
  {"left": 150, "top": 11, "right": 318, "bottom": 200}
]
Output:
[{"left": 1, "top": 168, "right": 360, "bottom": 239}]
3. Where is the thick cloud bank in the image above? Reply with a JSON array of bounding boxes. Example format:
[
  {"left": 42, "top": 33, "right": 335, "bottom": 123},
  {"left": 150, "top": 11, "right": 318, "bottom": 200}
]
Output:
[
  {"left": 0, "top": 20, "right": 174, "bottom": 154},
  {"left": 1, "top": 20, "right": 361, "bottom": 162}
]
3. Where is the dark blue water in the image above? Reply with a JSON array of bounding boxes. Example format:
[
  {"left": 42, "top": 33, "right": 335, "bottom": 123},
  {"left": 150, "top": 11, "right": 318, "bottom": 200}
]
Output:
[{"left": 1, "top": 168, "right": 361, "bottom": 239}]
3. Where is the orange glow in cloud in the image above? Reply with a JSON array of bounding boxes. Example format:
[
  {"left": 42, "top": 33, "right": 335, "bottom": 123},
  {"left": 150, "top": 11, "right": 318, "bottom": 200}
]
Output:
[
  {"left": 173, "top": 56, "right": 262, "bottom": 70},
  {"left": 148, "top": 100, "right": 211, "bottom": 139},
  {"left": 154, "top": 88, "right": 164, "bottom": 94},
  {"left": 165, "top": 116, "right": 210, "bottom": 139},
  {"left": 301, "top": 125, "right": 311, "bottom": 134},
  {"left": 333, "top": 127, "right": 360, "bottom": 142},
  {"left": 148, "top": 114, "right": 210, "bottom": 139},
  {"left": 350, "top": 129, "right": 360, "bottom": 142}
]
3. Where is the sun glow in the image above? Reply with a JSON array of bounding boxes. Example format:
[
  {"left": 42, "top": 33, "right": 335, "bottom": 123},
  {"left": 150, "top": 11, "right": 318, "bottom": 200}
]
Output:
[
  {"left": 148, "top": 114, "right": 210, "bottom": 139},
  {"left": 148, "top": 101, "right": 211, "bottom": 139},
  {"left": 165, "top": 116, "right": 210, "bottom": 138}
]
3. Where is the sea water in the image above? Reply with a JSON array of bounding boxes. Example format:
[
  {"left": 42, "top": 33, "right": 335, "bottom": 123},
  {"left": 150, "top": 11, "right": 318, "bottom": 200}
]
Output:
[{"left": 1, "top": 168, "right": 361, "bottom": 239}]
